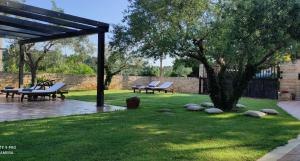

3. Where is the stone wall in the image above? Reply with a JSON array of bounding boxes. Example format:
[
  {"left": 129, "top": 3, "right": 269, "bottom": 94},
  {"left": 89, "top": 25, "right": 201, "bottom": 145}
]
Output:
[
  {"left": 279, "top": 60, "right": 300, "bottom": 100},
  {"left": 0, "top": 73, "right": 31, "bottom": 89},
  {"left": 0, "top": 72, "right": 200, "bottom": 93},
  {"left": 38, "top": 73, "right": 97, "bottom": 90}
]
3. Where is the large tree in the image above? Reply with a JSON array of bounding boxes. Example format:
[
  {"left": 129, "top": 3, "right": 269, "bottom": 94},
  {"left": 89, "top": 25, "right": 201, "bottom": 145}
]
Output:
[
  {"left": 112, "top": 0, "right": 300, "bottom": 111},
  {"left": 24, "top": 42, "right": 55, "bottom": 85},
  {"left": 104, "top": 46, "right": 143, "bottom": 89}
]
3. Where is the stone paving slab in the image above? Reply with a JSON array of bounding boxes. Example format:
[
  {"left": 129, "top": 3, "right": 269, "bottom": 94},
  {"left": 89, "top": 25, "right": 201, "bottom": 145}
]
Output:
[
  {"left": 278, "top": 145, "right": 300, "bottom": 161},
  {"left": 0, "top": 96, "right": 126, "bottom": 122},
  {"left": 258, "top": 135, "right": 300, "bottom": 161}
]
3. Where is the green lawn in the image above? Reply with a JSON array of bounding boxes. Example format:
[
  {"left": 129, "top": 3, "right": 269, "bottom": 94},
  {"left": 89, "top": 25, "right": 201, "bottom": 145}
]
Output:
[{"left": 1, "top": 90, "right": 300, "bottom": 161}]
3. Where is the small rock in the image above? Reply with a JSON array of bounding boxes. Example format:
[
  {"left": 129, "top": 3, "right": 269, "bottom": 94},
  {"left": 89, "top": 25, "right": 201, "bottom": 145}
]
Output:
[
  {"left": 244, "top": 110, "right": 266, "bottom": 118},
  {"left": 157, "top": 108, "right": 172, "bottom": 112},
  {"left": 260, "top": 109, "right": 279, "bottom": 115},
  {"left": 184, "top": 103, "right": 199, "bottom": 108},
  {"left": 186, "top": 105, "right": 205, "bottom": 111},
  {"left": 236, "top": 104, "right": 246, "bottom": 108},
  {"left": 205, "top": 108, "right": 224, "bottom": 114},
  {"left": 201, "top": 102, "right": 214, "bottom": 108}
]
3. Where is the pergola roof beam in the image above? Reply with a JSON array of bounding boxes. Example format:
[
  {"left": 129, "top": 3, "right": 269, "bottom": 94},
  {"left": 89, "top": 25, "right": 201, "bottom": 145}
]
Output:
[
  {"left": 0, "top": 6, "right": 95, "bottom": 30},
  {"left": 0, "top": 30, "right": 38, "bottom": 39},
  {"left": 19, "top": 27, "right": 106, "bottom": 44},
  {"left": 0, "top": 25, "right": 49, "bottom": 36},
  {"left": 0, "top": 34, "right": 22, "bottom": 40},
  {"left": 0, "top": 0, "right": 109, "bottom": 28},
  {"left": 0, "top": 15, "right": 77, "bottom": 34}
]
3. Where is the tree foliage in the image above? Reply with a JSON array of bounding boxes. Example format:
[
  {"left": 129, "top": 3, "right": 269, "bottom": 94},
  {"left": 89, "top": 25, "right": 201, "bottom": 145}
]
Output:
[
  {"left": 112, "top": 0, "right": 300, "bottom": 111},
  {"left": 173, "top": 58, "right": 200, "bottom": 77},
  {"left": 172, "top": 65, "right": 193, "bottom": 77}
]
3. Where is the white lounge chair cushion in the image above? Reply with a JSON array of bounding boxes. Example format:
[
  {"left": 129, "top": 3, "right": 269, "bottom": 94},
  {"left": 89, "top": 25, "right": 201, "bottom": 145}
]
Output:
[
  {"left": 133, "top": 81, "right": 160, "bottom": 89},
  {"left": 22, "top": 82, "right": 65, "bottom": 93},
  {"left": 44, "top": 82, "right": 65, "bottom": 92},
  {"left": 260, "top": 109, "right": 279, "bottom": 115},
  {"left": 155, "top": 82, "right": 173, "bottom": 89},
  {"left": 205, "top": 108, "right": 224, "bottom": 114},
  {"left": 244, "top": 110, "right": 266, "bottom": 118},
  {"left": 148, "top": 81, "right": 160, "bottom": 87},
  {"left": 18, "top": 85, "right": 40, "bottom": 92},
  {"left": 201, "top": 102, "right": 214, "bottom": 108},
  {"left": 186, "top": 105, "right": 205, "bottom": 111}
]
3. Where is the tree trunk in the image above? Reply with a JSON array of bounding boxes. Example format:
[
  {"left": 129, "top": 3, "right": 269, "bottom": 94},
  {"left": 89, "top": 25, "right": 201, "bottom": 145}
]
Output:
[
  {"left": 198, "top": 64, "right": 205, "bottom": 94},
  {"left": 207, "top": 65, "right": 256, "bottom": 111},
  {"left": 159, "top": 56, "right": 163, "bottom": 79},
  {"left": 208, "top": 79, "right": 239, "bottom": 111},
  {"left": 193, "top": 40, "right": 257, "bottom": 111},
  {"left": 104, "top": 73, "right": 113, "bottom": 90},
  {"left": 30, "top": 66, "right": 37, "bottom": 86}
]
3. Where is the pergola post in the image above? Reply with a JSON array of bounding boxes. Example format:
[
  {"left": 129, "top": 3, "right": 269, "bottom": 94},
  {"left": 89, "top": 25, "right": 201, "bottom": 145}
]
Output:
[
  {"left": 97, "top": 32, "right": 105, "bottom": 107},
  {"left": 18, "top": 43, "right": 24, "bottom": 88}
]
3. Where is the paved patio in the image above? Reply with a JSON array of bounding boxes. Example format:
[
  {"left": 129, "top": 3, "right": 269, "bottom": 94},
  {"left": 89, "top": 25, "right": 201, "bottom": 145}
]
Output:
[
  {"left": 0, "top": 95, "right": 126, "bottom": 122},
  {"left": 278, "top": 101, "right": 300, "bottom": 120},
  {"left": 278, "top": 101, "right": 300, "bottom": 161},
  {"left": 278, "top": 144, "right": 300, "bottom": 161},
  {"left": 259, "top": 101, "right": 300, "bottom": 161}
]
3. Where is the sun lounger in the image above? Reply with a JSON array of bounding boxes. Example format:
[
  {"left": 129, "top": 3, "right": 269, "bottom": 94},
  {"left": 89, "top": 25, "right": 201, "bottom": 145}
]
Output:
[
  {"left": 145, "top": 82, "right": 174, "bottom": 94},
  {"left": 1, "top": 85, "right": 39, "bottom": 98},
  {"left": 20, "top": 82, "right": 68, "bottom": 102},
  {"left": 132, "top": 81, "right": 160, "bottom": 93}
]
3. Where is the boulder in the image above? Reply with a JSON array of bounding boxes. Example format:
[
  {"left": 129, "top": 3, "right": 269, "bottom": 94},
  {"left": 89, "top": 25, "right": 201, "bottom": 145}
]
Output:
[
  {"left": 186, "top": 105, "right": 205, "bottom": 111},
  {"left": 236, "top": 104, "right": 246, "bottom": 108},
  {"left": 260, "top": 109, "right": 279, "bottom": 115},
  {"left": 184, "top": 103, "right": 199, "bottom": 108},
  {"left": 244, "top": 110, "right": 266, "bottom": 118},
  {"left": 201, "top": 102, "right": 214, "bottom": 108},
  {"left": 205, "top": 108, "right": 224, "bottom": 114}
]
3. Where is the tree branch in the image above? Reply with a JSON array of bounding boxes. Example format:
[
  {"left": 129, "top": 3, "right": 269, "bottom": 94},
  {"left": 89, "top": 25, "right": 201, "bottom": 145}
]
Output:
[{"left": 254, "top": 43, "right": 283, "bottom": 67}]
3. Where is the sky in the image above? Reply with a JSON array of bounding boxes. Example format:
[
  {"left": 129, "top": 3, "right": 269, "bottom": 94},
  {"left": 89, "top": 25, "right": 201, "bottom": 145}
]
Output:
[
  {"left": 22, "top": 0, "right": 174, "bottom": 66},
  {"left": 26, "top": 0, "right": 128, "bottom": 26},
  {"left": 25, "top": 0, "right": 128, "bottom": 42}
]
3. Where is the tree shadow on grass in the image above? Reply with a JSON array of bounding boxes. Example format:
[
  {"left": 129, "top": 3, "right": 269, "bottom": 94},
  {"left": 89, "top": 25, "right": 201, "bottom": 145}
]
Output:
[{"left": 0, "top": 110, "right": 298, "bottom": 161}]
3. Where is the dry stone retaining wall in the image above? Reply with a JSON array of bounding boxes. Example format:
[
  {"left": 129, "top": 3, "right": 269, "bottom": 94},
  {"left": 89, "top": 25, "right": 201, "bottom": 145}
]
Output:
[{"left": 0, "top": 73, "right": 200, "bottom": 94}]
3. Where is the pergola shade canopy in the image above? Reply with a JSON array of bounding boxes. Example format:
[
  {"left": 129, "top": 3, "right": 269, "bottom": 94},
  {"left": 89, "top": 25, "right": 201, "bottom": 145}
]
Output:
[
  {"left": 0, "top": 0, "right": 109, "bottom": 44},
  {"left": 0, "top": 0, "right": 108, "bottom": 107}
]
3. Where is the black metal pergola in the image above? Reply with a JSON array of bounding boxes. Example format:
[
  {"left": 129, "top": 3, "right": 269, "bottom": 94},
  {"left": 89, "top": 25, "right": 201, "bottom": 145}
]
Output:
[{"left": 0, "top": 0, "right": 109, "bottom": 107}]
